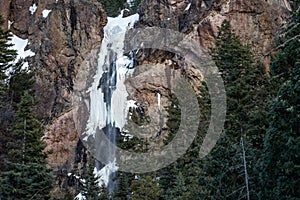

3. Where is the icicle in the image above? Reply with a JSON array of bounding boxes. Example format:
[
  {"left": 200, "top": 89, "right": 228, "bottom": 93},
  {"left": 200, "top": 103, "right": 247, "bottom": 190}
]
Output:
[
  {"left": 83, "top": 11, "right": 139, "bottom": 194},
  {"left": 158, "top": 93, "right": 161, "bottom": 111}
]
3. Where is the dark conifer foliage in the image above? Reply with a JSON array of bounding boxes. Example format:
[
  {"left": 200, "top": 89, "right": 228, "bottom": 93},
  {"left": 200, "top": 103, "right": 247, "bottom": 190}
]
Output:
[
  {"left": 0, "top": 84, "right": 52, "bottom": 199},
  {"left": 0, "top": 162, "right": 52, "bottom": 199},
  {"left": 79, "top": 159, "right": 109, "bottom": 200},
  {"left": 258, "top": 4, "right": 300, "bottom": 199},
  {"left": 0, "top": 16, "right": 17, "bottom": 173},
  {"left": 98, "top": 0, "right": 127, "bottom": 17},
  {"left": 198, "top": 20, "right": 269, "bottom": 199},
  {"left": 0, "top": 15, "right": 52, "bottom": 199}
]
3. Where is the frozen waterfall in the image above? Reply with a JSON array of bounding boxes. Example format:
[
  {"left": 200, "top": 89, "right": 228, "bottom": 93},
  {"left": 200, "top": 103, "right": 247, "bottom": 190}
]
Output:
[{"left": 83, "top": 12, "right": 139, "bottom": 193}]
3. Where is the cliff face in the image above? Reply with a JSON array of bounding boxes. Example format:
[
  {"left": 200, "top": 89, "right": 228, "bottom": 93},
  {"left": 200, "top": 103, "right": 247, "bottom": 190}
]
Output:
[
  {"left": 137, "top": 0, "right": 291, "bottom": 66},
  {"left": 0, "top": 0, "right": 291, "bottom": 197},
  {"left": 0, "top": 0, "right": 107, "bottom": 196},
  {"left": 124, "top": 0, "right": 291, "bottom": 139}
]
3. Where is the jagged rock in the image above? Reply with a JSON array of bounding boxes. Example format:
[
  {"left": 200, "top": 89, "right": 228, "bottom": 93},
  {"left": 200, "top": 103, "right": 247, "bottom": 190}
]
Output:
[
  {"left": 136, "top": 0, "right": 291, "bottom": 68},
  {"left": 0, "top": 0, "right": 107, "bottom": 197},
  {"left": 0, "top": 0, "right": 292, "bottom": 197},
  {"left": 0, "top": 0, "right": 107, "bottom": 119},
  {"left": 44, "top": 110, "right": 78, "bottom": 169},
  {"left": 0, "top": 0, "right": 11, "bottom": 29},
  {"left": 123, "top": 0, "right": 290, "bottom": 151}
]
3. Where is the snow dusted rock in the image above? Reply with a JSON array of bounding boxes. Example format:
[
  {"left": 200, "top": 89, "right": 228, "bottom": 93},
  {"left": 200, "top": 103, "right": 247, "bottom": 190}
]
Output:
[
  {"left": 136, "top": 0, "right": 291, "bottom": 69},
  {"left": 0, "top": 0, "right": 107, "bottom": 197},
  {"left": 0, "top": 0, "right": 292, "bottom": 197},
  {"left": 121, "top": 0, "right": 291, "bottom": 150}
]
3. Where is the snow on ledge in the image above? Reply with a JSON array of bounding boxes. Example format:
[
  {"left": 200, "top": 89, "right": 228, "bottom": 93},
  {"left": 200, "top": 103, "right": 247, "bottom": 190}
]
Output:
[
  {"left": 42, "top": 9, "right": 52, "bottom": 18},
  {"left": 10, "top": 34, "right": 35, "bottom": 60},
  {"left": 9, "top": 34, "right": 35, "bottom": 70},
  {"left": 29, "top": 4, "right": 37, "bottom": 15},
  {"left": 8, "top": 20, "right": 13, "bottom": 29},
  {"left": 185, "top": 3, "right": 191, "bottom": 11},
  {"left": 74, "top": 193, "right": 85, "bottom": 200}
]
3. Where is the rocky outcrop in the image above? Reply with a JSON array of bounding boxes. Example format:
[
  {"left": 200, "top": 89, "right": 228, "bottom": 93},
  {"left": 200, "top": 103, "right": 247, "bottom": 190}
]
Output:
[
  {"left": 196, "top": 0, "right": 291, "bottom": 69},
  {"left": 0, "top": 0, "right": 107, "bottom": 197},
  {"left": 137, "top": 0, "right": 291, "bottom": 68},
  {"left": 0, "top": 0, "right": 291, "bottom": 197},
  {"left": 122, "top": 0, "right": 291, "bottom": 145},
  {"left": 1, "top": 0, "right": 107, "bottom": 118}
]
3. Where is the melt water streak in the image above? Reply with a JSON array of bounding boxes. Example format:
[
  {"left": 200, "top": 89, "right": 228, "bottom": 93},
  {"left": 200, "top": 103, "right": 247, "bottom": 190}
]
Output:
[{"left": 84, "top": 12, "right": 139, "bottom": 193}]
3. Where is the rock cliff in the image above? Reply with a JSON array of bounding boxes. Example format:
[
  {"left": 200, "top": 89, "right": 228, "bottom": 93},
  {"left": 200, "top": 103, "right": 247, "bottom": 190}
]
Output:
[
  {"left": 0, "top": 0, "right": 107, "bottom": 196},
  {"left": 0, "top": 0, "right": 291, "bottom": 197},
  {"left": 136, "top": 0, "right": 291, "bottom": 68},
  {"left": 124, "top": 0, "right": 291, "bottom": 141}
]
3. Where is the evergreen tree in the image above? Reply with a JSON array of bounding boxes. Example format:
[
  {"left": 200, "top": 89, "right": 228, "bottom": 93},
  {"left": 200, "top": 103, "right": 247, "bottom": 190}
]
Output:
[
  {"left": 259, "top": 4, "right": 300, "bottom": 199},
  {"left": 0, "top": 16, "right": 17, "bottom": 92},
  {"left": 80, "top": 159, "right": 109, "bottom": 200},
  {"left": 128, "top": 0, "right": 142, "bottom": 13},
  {"left": 0, "top": 33, "right": 52, "bottom": 198},
  {"left": 7, "top": 91, "right": 47, "bottom": 164},
  {"left": 171, "top": 171, "right": 191, "bottom": 200},
  {"left": 0, "top": 91, "right": 52, "bottom": 199},
  {"left": 159, "top": 82, "right": 211, "bottom": 200},
  {"left": 8, "top": 61, "right": 35, "bottom": 107},
  {"left": 130, "top": 175, "right": 161, "bottom": 200},
  {"left": 98, "top": 0, "right": 127, "bottom": 17},
  {"left": 0, "top": 162, "right": 52, "bottom": 199},
  {"left": 113, "top": 171, "right": 134, "bottom": 200},
  {"left": 199, "top": 20, "right": 269, "bottom": 199},
  {"left": 0, "top": 15, "right": 17, "bottom": 173},
  {"left": 163, "top": 96, "right": 181, "bottom": 145}
]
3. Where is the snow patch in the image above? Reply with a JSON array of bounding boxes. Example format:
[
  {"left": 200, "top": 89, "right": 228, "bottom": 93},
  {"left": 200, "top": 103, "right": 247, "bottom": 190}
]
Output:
[
  {"left": 8, "top": 34, "right": 35, "bottom": 70},
  {"left": 127, "top": 100, "right": 137, "bottom": 109},
  {"left": 185, "top": 3, "right": 191, "bottom": 11},
  {"left": 8, "top": 20, "right": 13, "bottom": 29},
  {"left": 29, "top": 4, "right": 37, "bottom": 15},
  {"left": 10, "top": 34, "right": 35, "bottom": 60},
  {"left": 157, "top": 93, "right": 161, "bottom": 111},
  {"left": 42, "top": 9, "right": 52, "bottom": 18},
  {"left": 221, "top": 0, "right": 231, "bottom": 14},
  {"left": 74, "top": 193, "right": 85, "bottom": 200},
  {"left": 127, "top": 0, "right": 133, "bottom": 7},
  {"left": 95, "top": 162, "right": 118, "bottom": 186}
]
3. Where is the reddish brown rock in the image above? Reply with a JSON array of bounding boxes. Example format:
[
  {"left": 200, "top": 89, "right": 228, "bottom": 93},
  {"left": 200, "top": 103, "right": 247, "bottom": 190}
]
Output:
[
  {"left": 136, "top": 0, "right": 291, "bottom": 67},
  {"left": 0, "top": 0, "right": 11, "bottom": 29},
  {"left": 44, "top": 110, "right": 78, "bottom": 169},
  {"left": 0, "top": 0, "right": 107, "bottom": 197}
]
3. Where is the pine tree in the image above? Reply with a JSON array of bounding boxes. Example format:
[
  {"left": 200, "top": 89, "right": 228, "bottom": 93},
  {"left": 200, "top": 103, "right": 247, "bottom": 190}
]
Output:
[
  {"left": 199, "top": 20, "right": 269, "bottom": 199},
  {"left": 7, "top": 91, "right": 47, "bottom": 164},
  {"left": 129, "top": 0, "right": 141, "bottom": 13},
  {"left": 258, "top": 4, "right": 300, "bottom": 199},
  {"left": 113, "top": 171, "right": 134, "bottom": 200},
  {"left": 0, "top": 35, "right": 52, "bottom": 198},
  {"left": 159, "top": 82, "right": 211, "bottom": 200},
  {"left": 80, "top": 160, "right": 109, "bottom": 200},
  {"left": 0, "top": 91, "right": 52, "bottom": 199},
  {"left": 98, "top": 0, "right": 127, "bottom": 17},
  {"left": 8, "top": 61, "right": 35, "bottom": 107},
  {"left": 0, "top": 15, "right": 16, "bottom": 104},
  {"left": 0, "top": 162, "right": 52, "bottom": 199},
  {"left": 130, "top": 175, "right": 161, "bottom": 200},
  {"left": 0, "top": 15, "right": 17, "bottom": 173},
  {"left": 0, "top": 16, "right": 17, "bottom": 90}
]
